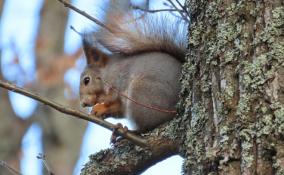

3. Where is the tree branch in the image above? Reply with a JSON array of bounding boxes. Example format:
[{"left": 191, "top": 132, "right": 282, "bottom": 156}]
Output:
[
  {"left": 167, "top": 0, "right": 189, "bottom": 22},
  {"left": 56, "top": 0, "right": 113, "bottom": 33},
  {"left": 175, "top": 0, "right": 189, "bottom": 16},
  {"left": 0, "top": 160, "right": 22, "bottom": 175},
  {"left": 81, "top": 135, "right": 180, "bottom": 175},
  {"left": 37, "top": 154, "right": 54, "bottom": 175},
  {"left": 162, "top": 0, "right": 189, "bottom": 22},
  {"left": 0, "top": 80, "right": 147, "bottom": 147}
]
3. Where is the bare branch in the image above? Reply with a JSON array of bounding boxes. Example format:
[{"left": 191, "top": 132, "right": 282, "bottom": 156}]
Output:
[
  {"left": 167, "top": 0, "right": 189, "bottom": 22},
  {"left": 175, "top": 0, "right": 183, "bottom": 7},
  {"left": 0, "top": 80, "right": 147, "bottom": 147},
  {"left": 0, "top": 160, "right": 22, "bottom": 175},
  {"left": 56, "top": 0, "right": 113, "bottom": 33},
  {"left": 175, "top": 0, "right": 190, "bottom": 17}
]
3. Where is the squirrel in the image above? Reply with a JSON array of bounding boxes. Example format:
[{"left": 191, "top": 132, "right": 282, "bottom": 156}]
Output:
[{"left": 79, "top": 13, "right": 187, "bottom": 133}]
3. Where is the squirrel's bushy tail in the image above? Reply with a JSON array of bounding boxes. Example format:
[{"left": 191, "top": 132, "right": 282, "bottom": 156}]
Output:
[{"left": 92, "top": 13, "right": 187, "bottom": 62}]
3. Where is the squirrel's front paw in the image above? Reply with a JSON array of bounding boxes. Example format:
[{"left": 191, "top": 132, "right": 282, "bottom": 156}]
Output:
[{"left": 91, "top": 103, "right": 109, "bottom": 119}]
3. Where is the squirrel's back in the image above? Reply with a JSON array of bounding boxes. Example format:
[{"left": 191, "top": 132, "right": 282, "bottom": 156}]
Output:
[{"left": 88, "top": 13, "right": 187, "bottom": 62}]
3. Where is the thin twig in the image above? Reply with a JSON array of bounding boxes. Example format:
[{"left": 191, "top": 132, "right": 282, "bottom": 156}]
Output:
[
  {"left": 56, "top": 0, "right": 113, "bottom": 33},
  {"left": 175, "top": 0, "right": 190, "bottom": 17},
  {"left": 146, "top": 0, "right": 150, "bottom": 10},
  {"left": 70, "top": 26, "right": 83, "bottom": 36},
  {"left": 37, "top": 154, "right": 54, "bottom": 175},
  {"left": 175, "top": 0, "right": 183, "bottom": 9},
  {"left": 167, "top": 0, "right": 189, "bottom": 22},
  {"left": 132, "top": 5, "right": 181, "bottom": 13},
  {"left": 0, "top": 80, "right": 147, "bottom": 147},
  {"left": 0, "top": 160, "right": 22, "bottom": 175}
]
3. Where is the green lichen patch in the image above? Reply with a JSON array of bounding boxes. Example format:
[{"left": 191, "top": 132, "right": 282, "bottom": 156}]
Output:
[
  {"left": 242, "top": 54, "right": 271, "bottom": 91},
  {"left": 239, "top": 126, "right": 256, "bottom": 168},
  {"left": 183, "top": 103, "right": 207, "bottom": 172},
  {"left": 201, "top": 73, "right": 212, "bottom": 93},
  {"left": 255, "top": 7, "right": 284, "bottom": 49},
  {"left": 184, "top": 129, "right": 206, "bottom": 172},
  {"left": 190, "top": 103, "right": 206, "bottom": 133},
  {"left": 236, "top": 93, "right": 251, "bottom": 120},
  {"left": 188, "top": 21, "right": 205, "bottom": 47},
  {"left": 216, "top": 21, "right": 239, "bottom": 48},
  {"left": 219, "top": 125, "right": 230, "bottom": 145},
  {"left": 257, "top": 114, "right": 274, "bottom": 137},
  {"left": 205, "top": 1, "right": 220, "bottom": 25},
  {"left": 271, "top": 103, "right": 284, "bottom": 136}
]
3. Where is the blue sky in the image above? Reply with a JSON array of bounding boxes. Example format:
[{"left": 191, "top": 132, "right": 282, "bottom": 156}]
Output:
[{"left": 0, "top": 0, "right": 183, "bottom": 174}]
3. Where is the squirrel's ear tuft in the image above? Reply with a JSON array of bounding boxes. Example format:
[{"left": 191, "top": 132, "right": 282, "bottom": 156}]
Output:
[{"left": 82, "top": 38, "right": 109, "bottom": 67}]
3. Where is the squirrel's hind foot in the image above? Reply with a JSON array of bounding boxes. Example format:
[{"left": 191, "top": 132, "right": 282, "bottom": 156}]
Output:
[{"left": 110, "top": 123, "right": 129, "bottom": 145}]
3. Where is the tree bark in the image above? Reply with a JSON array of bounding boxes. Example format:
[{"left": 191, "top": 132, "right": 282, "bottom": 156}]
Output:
[
  {"left": 182, "top": 0, "right": 284, "bottom": 174},
  {"left": 81, "top": 0, "right": 284, "bottom": 174},
  {"left": 81, "top": 135, "right": 180, "bottom": 175}
]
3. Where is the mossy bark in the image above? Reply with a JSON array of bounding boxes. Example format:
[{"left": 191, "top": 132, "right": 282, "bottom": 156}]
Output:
[{"left": 182, "top": 0, "right": 284, "bottom": 174}]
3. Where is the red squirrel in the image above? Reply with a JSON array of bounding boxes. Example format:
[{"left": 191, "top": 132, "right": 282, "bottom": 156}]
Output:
[{"left": 79, "top": 13, "right": 187, "bottom": 133}]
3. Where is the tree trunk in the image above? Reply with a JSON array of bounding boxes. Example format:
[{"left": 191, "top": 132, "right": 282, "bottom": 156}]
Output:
[
  {"left": 182, "top": 0, "right": 284, "bottom": 174},
  {"left": 35, "top": 1, "right": 87, "bottom": 174},
  {"left": 80, "top": 1, "right": 284, "bottom": 174},
  {"left": 0, "top": 49, "right": 29, "bottom": 175},
  {"left": 0, "top": 2, "right": 32, "bottom": 173},
  {"left": 0, "top": 84, "right": 29, "bottom": 174}
]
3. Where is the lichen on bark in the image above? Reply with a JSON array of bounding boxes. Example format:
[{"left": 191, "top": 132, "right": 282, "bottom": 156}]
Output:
[{"left": 182, "top": 0, "right": 284, "bottom": 174}]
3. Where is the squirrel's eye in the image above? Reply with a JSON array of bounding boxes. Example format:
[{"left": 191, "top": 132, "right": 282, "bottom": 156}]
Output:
[{"left": 83, "top": 77, "right": 90, "bottom": 86}]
